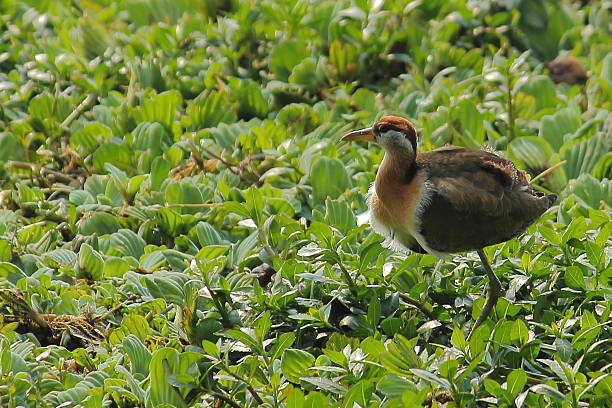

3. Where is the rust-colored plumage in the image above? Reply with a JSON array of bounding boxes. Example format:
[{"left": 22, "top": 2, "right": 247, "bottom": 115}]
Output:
[
  {"left": 342, "top": 115, "right": 556, "bottom": 336},
  {"left": 548, "top": 56, "right": 588, "bottom": 85}
]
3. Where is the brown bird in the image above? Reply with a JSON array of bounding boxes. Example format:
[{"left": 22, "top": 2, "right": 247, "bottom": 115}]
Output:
[
  {"left": 547, "top": 56, "right": 587, "bottom": 85},
  {"left": 342, "top": 116, "right": 556, "bottom": 337}
]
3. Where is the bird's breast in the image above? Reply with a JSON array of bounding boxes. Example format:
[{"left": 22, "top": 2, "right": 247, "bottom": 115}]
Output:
[{"left": 369, "top": 170, "right": 435, "bottom": 253}]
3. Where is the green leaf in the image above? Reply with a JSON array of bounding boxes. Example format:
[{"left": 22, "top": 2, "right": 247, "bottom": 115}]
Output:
[
  {"left": 271, "top": 332, "right": 296, "bottom": 361},
  {"left": 469, "top": 324, "right": 491, "bottom": 357},
  {"left": 70, "top": 123, "right": 112, "bottom": 155},
  {"left": 451, "top": 325, "right": 467, "bottom": 350},
  {"left": 122, "top": 334, "right": 152, "bottom": 377},
  {"left": 281, "top": 349, "right": 315, "bottom": 383},
  {"left": 511, "top": 319, "right": 529, "bottom": 345},
  {"left": 484, "top": 378, "right": 502, "bottom": 397},
  {"left": 562, "top": 217, "right": 588, "bottom": 244},
  {"left": 148, "top": 348, "right": 187, "bottom": 408},
  {"left": 516, "top": 76, "right": 558, "bottom": 110},
  {"left": 410, "top": 369, "right": 451, "bottom": 390},
  {"left": 507, "top": 369, "right": 527, "bottom": 398},
  {"left": 245, "top": 186, "right": 265, "bottom": 226},
  {"left": 377, "top": 374, "right": 418, "bottom": 398},
  {"left": 564, "top": 266, "right": 586, "bottom": 291},
  {"left": 79, "top": 212, "right": 121, "bottom": 236},
  {"left": 564, "top": 174, "right": 612, "bottom": 210},
  {"left": 185, "top": 89, "right": 236, "bottom": 130},
  {"left": 270, "top": 40, "right": 309, "bottom": 81},
  {"left": 310, "top": 157, "right": 350, "bottom": 204},
  {"left": 367, "top": 295, "right": 381, "bottom": 331},
  {"left": 110, "top": 229, "right": 146, "bottom": 259},
  {"left": 602, "top": 52, "right": 612, "bottom": 84},
  {"left": 227, "top": 328, "right": 263, "bottom": 354},
  {"left": 528, "top": 384, "right": 569, "bottom": 402},
  {"left": 508, "top": 136, "right": 553, "bottom": 173},
  {"left": 324, "top": 198, "right": 356, "bottom": 234},
  {"left": 343, "top": 380, "right": 373, "bottom": 407},
  {"left": 554, "top": 338, "right": 573, "bottom": 362},
  {"left": 145, "top": 272, "right": 192, "bottom": 306},
  {"left": 78, "top": 243, "right": 104, "bottom": 280},
  {"left": 151, "top": 157, "right": 172, "bottom": 191},
  {"left": 455, "top": 99, "right": 484, "bottom": 143},
  {"left": 540, "top": 108, "right": 581, "bottom": 151},
  {"left": 230, "top": 78, "right": 269, "bottom": 119},
  {"left": 92, "top": 143, "right": 133, "bottom": 173},
  {"left": 301, "top": 376, "right": 347, "bottom": 394},
  {"left": 136, "top": 90, "right": 182, "bottom": 132},
  {"left": 380, "top": 335, "right": 421, "bottom": 376}
]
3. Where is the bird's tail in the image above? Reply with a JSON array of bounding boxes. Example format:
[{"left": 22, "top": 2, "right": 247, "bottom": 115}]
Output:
[{"left": 547, "top": 194, "right": 557, "bottom": 207}]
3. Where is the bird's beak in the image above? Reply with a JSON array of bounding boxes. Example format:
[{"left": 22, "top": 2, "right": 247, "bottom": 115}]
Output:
[{"left": 341, "top": 127, "right": 375, "bottom": 142}]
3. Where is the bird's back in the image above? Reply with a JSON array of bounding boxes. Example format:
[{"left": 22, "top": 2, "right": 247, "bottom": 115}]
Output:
[{"left": 415, "top": 146, "right": 556, "bottom": 253}]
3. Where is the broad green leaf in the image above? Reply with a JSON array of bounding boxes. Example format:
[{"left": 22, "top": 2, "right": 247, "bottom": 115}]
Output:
[
  {"left": 79, "top": 212, "right": 121, "bottom": 236},
  {"left": 507, "top": 369, "right": 527, "bottom": 398},
  {"left": 380, "top": 335, "right": 421, "bottom": 376},
  {"left": 564, "top": 266, "right": 586, "bottom": 291},
  {"left": 270, "top": 40, "right": 309, "bottom": 81},
  {"left": 70, "top": 123, "right": 112, "bottom": 155},
  {"left": 528, "top": 384, "right": 569, "bottom": 402},
  {"left": 324, "top": 198, "right": 356, "bottom": 233},
  {"left": 508, "top": 136, "right": 553, "bottom": 173},
  {"left": 367, "top": 295, "right": 381, "bottom": 330},
  {"left": 92, "top": 143, "right": 133, "bottom": 173},
  {"left": 554, "top": 338, "right": 573, "bottom": 362},
  {"left": 227, "top": 328, "right": 263, "bottom": 354},
  {"left": 110, "top": 229, "right": 146, "bottom": 259},
  {"left": 455, "top": 99, "right": 484, "bottom": 143},
  {"left": 148, "top": 348, "right": 187, "bottom": 408},
  {"left": 516, "top": 76, "right": 558, "bottom": 110},
  {"left": 451, "top": 325, "right": 467, "bottom": 350},
  {"left": 343, "top": 380, "right": 373, "bottom": 408},
  {"left": 271, "top": 332, "right": 296, "bottom": 361},
  {"left": 185, "top": 89, "right": 236, "bottom": 130},
  {"left": 377, "top": 374, "right": 418, "bottom": 398},
  {"left": 540, "top": 108, "right": 581, "bottom": 151},
  {"left": 136, "top": 90, "right": 182, "bottom": 132},
  {"left": 281, "top": 349, "right": 315, "bottom": 383},
  {"left": 78, "top": 243, "right": 104, "bottom": 280},
  {"left": 310, "top": 157, "right": 350, "bottom": 204},
  {"left": 511, "top": 319, "right": 529, "bottom": 345},
  {"left": 410, "top": 369, "right": 451, "bottom": 390},
  {"left": 122, "top": 334, "right": 152, "bottom": 377}
]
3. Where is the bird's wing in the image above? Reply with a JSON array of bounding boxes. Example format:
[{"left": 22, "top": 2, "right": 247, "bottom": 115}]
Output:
[
  {"left": 415, "top": 147, "right": 549, "bottom": 252},
  {"left": 418, "top": 147, "right": 528, "bottom": 215}
]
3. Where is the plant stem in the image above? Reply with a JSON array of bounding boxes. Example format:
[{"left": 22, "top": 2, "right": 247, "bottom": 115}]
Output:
[
  {"left": 211, "top": 393, "right": 246, "bottom": 408},
  {"left": 219, "top": 362, "right": 265, "bottom": 405},
  {"left": 506, "top": 67, "right": 516, "bottom": 141},
  {"left": 399, "top": 293, "right": 434, "bottom": 319},
  {"left": 336, "top": 259, "right": 358, "bottom": 297},
  {"left": 61, "top": 93, "right": 97, "bottom": 129}
]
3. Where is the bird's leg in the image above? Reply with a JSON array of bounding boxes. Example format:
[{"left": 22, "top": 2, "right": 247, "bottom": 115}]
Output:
[{"left": 467, "top": 249, "right": 502, "bottom": 340}]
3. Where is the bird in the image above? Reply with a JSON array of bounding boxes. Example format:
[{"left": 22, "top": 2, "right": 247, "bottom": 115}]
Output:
[
  {"left": 547, "top": 56, "right": 587, "bottom": 85},
  {"left": 341, "top": 115, "right": 557, "bottom": 337}
]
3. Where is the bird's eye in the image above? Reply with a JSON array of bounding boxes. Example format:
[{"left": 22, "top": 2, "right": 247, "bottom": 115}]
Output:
[{"left": 378, "top": 124, "right": 392, "bottom": 133}]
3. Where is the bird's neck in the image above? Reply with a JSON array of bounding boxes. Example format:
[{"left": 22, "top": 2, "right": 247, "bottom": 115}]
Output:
[{"left": 376, "top": 151, "right": 417, "bottom": 193}]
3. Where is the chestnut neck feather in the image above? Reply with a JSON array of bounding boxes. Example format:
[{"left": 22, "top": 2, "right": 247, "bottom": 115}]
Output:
[{"left": 376, "top": 150, "right": 417, "bottom": 195}]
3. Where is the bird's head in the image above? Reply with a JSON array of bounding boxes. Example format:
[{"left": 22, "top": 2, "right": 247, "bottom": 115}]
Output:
[{"left": 341, "top": 115, "right": 417, "bottom": 156}]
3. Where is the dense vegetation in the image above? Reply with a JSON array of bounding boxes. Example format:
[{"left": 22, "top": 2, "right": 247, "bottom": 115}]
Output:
[{"left": 0, "top": 0, "right": 610, "bottom": 407}]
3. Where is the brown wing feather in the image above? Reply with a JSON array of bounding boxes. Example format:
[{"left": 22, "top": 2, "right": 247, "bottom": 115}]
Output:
[{"left": 415, "top": 146, "right": 553, "bottom": 252}]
